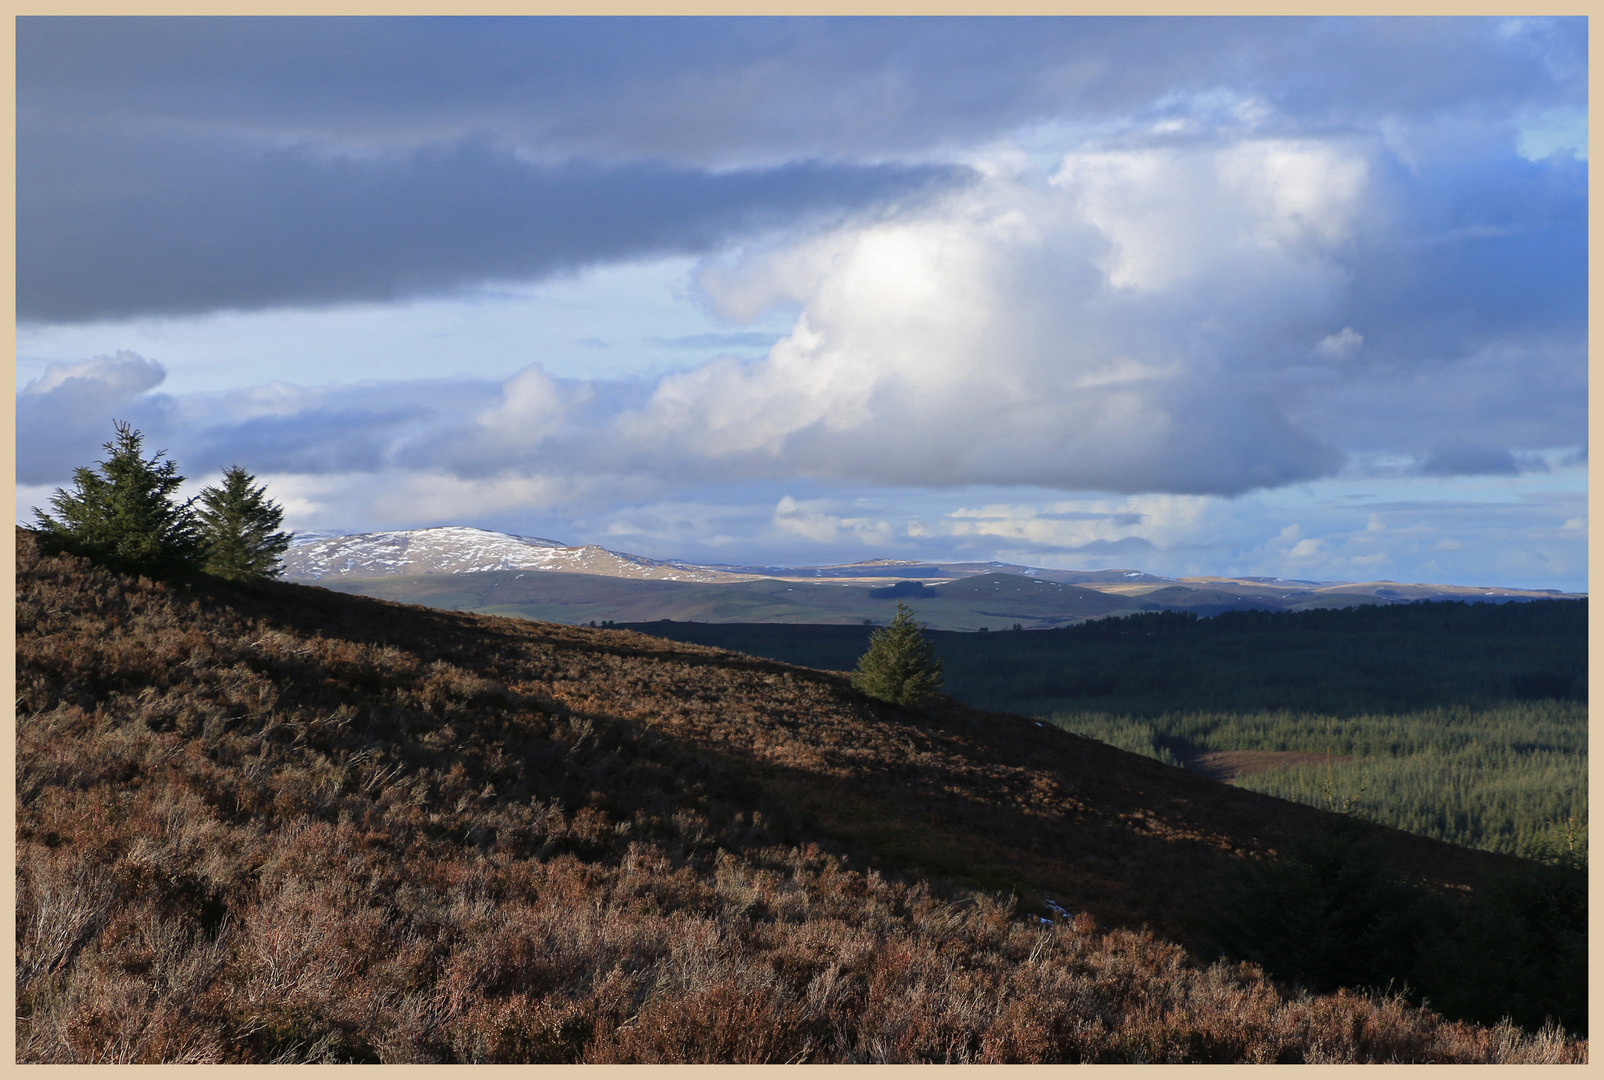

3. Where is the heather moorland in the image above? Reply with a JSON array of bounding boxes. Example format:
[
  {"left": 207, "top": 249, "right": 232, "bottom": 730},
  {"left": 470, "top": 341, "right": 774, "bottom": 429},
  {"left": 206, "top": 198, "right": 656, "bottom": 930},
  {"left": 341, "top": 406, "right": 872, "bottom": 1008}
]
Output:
[{"left": 15, "top": 529, "right": 1585, "bottom": 1063}]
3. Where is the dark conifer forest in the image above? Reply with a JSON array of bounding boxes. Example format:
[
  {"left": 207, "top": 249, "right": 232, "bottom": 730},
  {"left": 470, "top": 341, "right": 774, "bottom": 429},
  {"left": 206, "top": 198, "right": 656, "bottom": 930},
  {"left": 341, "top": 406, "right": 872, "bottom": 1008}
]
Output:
[{"left": 622, "top": 599, "right": 1587, "bottom": 857}]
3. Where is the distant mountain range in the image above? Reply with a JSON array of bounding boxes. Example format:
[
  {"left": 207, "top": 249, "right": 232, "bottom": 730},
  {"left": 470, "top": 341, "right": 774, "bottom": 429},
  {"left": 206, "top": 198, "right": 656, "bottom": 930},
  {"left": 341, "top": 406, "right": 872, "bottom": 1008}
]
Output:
[{"left": 282, "top": 526, "right": 1583, "bottom": 631}]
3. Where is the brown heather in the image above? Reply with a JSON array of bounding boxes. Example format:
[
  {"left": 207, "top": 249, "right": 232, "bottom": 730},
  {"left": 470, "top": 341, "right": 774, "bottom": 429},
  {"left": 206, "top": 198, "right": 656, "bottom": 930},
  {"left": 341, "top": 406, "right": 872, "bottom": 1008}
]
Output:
[{"left": 14, "top": 528, "right": 1585, "bottom": 1063}]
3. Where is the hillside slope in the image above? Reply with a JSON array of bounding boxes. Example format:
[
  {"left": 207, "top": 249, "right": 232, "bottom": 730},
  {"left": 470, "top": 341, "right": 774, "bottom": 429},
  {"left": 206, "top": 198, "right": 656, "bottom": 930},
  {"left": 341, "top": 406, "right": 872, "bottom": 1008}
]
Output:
[
  {"left": 322, "top": 567, "right": 1155, "bottom": 630},
  {"left": 14, "top": 530, "right": 1583, "bottom": 1063}
]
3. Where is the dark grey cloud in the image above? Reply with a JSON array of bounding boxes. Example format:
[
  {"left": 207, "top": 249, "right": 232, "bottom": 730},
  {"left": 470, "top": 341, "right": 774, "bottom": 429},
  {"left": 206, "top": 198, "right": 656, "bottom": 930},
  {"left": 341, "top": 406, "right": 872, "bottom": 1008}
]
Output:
[
  {"left": 19, "top": 17, "right": 1584, "bottom": 323},
  {"left": 19, "top": 130, "right": 966, "bottom": 322},
  {"left": 1419, "top": 442, "right": 1522, "bottom": 477},
  {"left": 19, "top": 17, "right": 1584, "bottom": 163}
]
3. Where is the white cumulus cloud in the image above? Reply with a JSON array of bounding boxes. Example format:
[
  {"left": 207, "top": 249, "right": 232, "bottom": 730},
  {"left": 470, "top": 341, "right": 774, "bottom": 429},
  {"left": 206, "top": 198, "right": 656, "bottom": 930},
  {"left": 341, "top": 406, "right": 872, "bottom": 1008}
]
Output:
[
  {"left": 17, "top": 350, "right": 171, "bottom": 483},
  {"left": 619, "top": 140, "right": 1379, "bottom": 495},
  {"left": 772, "top": 495, "right": 893, "bottom": 545},
  {"left": 1317, "top": 327, "right": 1364, "bottom": 359}
]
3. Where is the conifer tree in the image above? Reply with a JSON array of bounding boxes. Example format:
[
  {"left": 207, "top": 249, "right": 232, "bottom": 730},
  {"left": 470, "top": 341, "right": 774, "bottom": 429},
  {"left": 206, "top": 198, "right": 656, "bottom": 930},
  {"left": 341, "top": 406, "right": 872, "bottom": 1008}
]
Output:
[
  {"left": 196, "top": 465, "right": 293, "bottom": 581},
  {"left": 851, "top": 601, "right": 944, "bottom": 705},
  {"left": 33, "top": 420, "right": 203, "bottom": 578}
]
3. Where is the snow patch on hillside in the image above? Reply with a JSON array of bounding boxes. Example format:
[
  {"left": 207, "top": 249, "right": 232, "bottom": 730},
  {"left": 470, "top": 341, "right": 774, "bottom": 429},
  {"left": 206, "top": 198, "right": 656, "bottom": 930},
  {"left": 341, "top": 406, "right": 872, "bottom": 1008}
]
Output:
[{"left": 281, "top": 527, "right": 755, "bottom": 583}]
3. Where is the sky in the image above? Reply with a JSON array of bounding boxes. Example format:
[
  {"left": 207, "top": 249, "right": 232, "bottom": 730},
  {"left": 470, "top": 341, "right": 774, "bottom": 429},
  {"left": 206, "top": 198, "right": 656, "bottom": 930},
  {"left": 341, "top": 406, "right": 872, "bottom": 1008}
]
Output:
[{"left": 15, "top": 16, "right": 1589, "bottom": 591}]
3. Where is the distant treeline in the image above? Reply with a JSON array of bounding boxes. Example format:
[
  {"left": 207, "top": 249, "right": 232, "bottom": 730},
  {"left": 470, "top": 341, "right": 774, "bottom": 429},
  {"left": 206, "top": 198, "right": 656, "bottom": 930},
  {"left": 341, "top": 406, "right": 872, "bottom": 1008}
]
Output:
[
  {"left": 625, "top": 598, "right": 1586, "bottom": 716},
  {"left": 946, "top": 598, "right": 1587, "bottom": 717},
  {"left": 1064, "top": 598, "right": 1582, "bottom": 641}
]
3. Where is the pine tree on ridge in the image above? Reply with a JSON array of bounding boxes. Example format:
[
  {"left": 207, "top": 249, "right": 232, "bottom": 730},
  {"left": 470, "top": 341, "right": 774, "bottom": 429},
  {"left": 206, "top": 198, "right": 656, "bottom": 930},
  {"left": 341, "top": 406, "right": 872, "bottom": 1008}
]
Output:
[
  {"left": 32, "top": 420, "right": 203, "bottom": 578},
  {"left": 851, "top": 601, "right": 944, "bottom": 705},
  {"left": 197, "top": 465, "right": 293, "bottom": 581}
]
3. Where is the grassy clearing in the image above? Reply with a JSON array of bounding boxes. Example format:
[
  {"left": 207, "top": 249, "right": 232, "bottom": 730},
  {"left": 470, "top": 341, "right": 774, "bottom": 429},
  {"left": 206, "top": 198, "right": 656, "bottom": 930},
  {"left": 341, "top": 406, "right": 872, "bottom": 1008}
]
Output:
[{"left": 1045, "top": 699, "right": 1585, "bottom": 858}]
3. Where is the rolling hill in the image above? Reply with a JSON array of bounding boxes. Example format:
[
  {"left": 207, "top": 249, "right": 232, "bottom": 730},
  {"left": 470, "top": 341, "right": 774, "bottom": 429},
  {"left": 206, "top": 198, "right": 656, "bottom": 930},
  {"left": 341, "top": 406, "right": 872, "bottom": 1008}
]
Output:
[
  {"left": 15, "top": 528, "right": 1585, "bottom": 1062},
  {"left": 281, "top": 527, "right": 1581, "bottom": 631}
]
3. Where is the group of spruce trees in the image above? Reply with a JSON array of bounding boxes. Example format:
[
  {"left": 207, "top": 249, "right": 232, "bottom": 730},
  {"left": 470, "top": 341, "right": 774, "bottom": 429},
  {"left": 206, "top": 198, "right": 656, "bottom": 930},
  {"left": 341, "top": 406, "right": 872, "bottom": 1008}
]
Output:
[
  {"left": 37, "top": 421, "right": 943, "bottom": 700},
  {"left": 32, "top": 420, "right": 291, "bottom": 582}
]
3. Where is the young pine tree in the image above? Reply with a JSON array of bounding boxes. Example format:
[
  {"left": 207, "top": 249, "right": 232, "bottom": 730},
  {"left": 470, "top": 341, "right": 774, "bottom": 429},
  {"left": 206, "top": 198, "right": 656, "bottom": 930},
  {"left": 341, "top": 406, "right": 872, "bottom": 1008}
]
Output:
[
  {"left": 196, "top": 466, "right": 293, "bottom": 581},
  {"left": 33, "top": 420, "right": 203, "bottom": 578},
  {"left": 851, "top": 602, "right": 944, "bottom": 705}
]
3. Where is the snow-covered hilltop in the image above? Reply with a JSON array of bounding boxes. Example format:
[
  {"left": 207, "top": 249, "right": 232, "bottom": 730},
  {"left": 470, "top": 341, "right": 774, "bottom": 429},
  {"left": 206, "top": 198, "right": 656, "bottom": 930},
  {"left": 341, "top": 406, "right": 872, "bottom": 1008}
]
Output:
[
  {"left": 280, "top": 526, "right": 1583, "bottom": 607},
  {"left": 281, "top": 527, "right": 756, "bottom": 583}
]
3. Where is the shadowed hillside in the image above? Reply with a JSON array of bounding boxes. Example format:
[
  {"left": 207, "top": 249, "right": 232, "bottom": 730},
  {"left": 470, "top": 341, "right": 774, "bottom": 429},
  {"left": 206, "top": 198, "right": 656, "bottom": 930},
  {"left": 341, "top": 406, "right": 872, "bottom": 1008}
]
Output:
[
  {"left": 615, "top": 605, "right": 1587, "bottom": 858},
  {"left": 15, "top": 529, "right": 1585, "bottom": 1063}
]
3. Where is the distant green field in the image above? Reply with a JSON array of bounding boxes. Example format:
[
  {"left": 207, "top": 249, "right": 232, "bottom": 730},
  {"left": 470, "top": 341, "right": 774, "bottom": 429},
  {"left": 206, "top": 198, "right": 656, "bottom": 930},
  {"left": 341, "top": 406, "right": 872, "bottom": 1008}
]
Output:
[{"left": 620, "top": 601, "right": 1588, "bottom": 858}]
